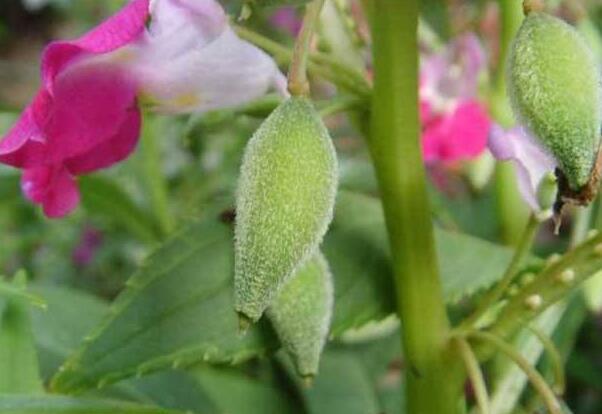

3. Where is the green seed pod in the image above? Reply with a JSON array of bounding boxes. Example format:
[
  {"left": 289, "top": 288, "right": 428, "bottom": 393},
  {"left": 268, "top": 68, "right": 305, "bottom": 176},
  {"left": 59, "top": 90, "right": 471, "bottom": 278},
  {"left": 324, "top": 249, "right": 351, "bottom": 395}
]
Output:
[
  {"left": 508, "top": 12, "right": 602, "bottom": 191},
  {"left": 267, "top": 252, "right": 333, "bottom": 379},
  {"left": 235, "top": 97, "right": 338, "bottom": 323}
]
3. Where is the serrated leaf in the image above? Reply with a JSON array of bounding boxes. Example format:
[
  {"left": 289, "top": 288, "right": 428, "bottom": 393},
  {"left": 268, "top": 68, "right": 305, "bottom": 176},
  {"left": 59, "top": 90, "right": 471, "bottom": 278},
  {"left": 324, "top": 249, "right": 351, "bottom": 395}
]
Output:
[
  {"left": 326, "top": 192, "right": 514, "bottom": 335},
  {"left": 437, "top": 230, "right": 514, "bottom": 303},
  {"left": 51, "top": 217, "right": 276, "bottom": 394},
  {"left": 79, "top": 176, "right": 162, "bottom": 244},
  {"left": 51, "top": 192, "right": 514, "bottom": 394},
  {"left": 0, "top": 395, "right": 183, "bottom": 414},
  {"left": 0, "top": 276, "right": 43, "bottom": 394}
]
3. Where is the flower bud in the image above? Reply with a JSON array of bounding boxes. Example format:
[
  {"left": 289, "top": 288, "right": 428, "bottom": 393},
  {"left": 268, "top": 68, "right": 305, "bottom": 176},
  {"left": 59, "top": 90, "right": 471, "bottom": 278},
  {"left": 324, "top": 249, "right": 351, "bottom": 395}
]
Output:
[
  {"left": 536, "top": 172, "right": 558, "bottom": 211},
  {"left": 235, "top": 97, "right": 338, "bottom": 322},
  {"left": 267, "top": 252, "right": 333, "bottom": 379},
  {"left": 508, "top": 12, "right": 602, "bottom": 193}
]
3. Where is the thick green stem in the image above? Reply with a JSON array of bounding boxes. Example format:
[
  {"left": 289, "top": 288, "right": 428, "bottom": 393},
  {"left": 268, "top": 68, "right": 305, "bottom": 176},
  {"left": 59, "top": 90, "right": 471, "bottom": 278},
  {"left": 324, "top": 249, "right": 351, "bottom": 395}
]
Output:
[{"left": 368, "top": 1, "right": 462, "bottom": 412}]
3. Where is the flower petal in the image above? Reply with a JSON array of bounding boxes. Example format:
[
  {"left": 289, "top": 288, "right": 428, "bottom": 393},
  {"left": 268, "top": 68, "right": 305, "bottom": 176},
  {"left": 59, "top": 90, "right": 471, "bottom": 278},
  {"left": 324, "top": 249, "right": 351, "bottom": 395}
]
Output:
[
  {"left": 0, "top": 90, "right": 51, "bottom": 168},
  {"left": 422, "top": 100, "right": 490, "bottom": 163},
  {"left": 148, "top": 0, "right": 226, "bottom": 49},
  {"left": 136, "top": 27, "right": 286, "bottom": 113},
  {"left": 488, "top": 124, "right": 557, "bottom": 210},
  {"left": 44, "top": 64, "right": 139, "bottom": 164},
  {"left": 22, "top": 164, "right": 80, "bottom": 218},
  {"left": 41, "top": 0, "right": 150, "bottom": 92},
  {"left": 64, "top": 106, "right": 141, "bottom": 174},
  {"left": 421, "top": 33, "right": 486, "bottom": 106}
]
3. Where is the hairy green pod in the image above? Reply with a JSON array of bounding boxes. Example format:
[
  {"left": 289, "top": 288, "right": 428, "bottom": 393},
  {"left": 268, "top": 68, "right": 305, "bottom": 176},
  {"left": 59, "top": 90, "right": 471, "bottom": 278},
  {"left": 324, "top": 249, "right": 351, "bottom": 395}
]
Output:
[
  {"left": 267, "top": 252, "right": 333, "bottom": 379},
  {"left": 234, "top": 97, "right": 338, "bottom": 323},
  {"left": 508, "top": 12, "right": 602, "bottom": 190}
]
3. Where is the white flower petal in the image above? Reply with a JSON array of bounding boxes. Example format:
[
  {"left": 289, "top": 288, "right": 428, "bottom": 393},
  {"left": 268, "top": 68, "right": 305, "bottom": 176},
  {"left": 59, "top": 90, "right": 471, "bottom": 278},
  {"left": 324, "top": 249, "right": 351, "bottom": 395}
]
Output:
[{"left": 135, "top": 26, "right": 286, "bottom": 113}]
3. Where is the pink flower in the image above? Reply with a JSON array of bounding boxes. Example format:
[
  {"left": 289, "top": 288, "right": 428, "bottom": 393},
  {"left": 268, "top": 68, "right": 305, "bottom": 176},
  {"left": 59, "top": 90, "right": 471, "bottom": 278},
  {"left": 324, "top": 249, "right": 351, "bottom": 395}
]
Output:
[
  {"left": 420, "top": 34, "right": 491, "bottom": 163},
  {"left": 0, "top": 0, "right": 285, "bottom": 218}
]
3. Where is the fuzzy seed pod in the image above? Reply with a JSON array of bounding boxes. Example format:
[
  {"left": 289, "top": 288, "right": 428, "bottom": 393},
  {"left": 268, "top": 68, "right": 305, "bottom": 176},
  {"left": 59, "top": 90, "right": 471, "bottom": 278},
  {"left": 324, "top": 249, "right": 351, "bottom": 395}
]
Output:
[
  {"left": 508, "top": 12, "right": 602, "bottom": 192},
  {"left": 234, "top": 97, "right": 338, "bottom": 323},
  {"left": 267, "top": 252, "right": 333, "bottom": 379}
]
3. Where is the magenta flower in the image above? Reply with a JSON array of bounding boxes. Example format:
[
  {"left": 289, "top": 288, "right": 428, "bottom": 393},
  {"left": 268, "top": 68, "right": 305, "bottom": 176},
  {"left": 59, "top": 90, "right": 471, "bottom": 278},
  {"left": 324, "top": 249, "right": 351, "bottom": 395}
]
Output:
[
  {"left": 0, "top": 0, "right": 285, "bottom": 218},
  {"left": 420, "top": 34, "right": 492, "bottom": 163},
  {"left": 72, "top": 226, "right": 104, "bottom": 267},
  {"left": 489, "top": 124, "right": 557, "bottom": 211},
  {"left": 269, "top": 7, "right": 302, "bottom": 36}
]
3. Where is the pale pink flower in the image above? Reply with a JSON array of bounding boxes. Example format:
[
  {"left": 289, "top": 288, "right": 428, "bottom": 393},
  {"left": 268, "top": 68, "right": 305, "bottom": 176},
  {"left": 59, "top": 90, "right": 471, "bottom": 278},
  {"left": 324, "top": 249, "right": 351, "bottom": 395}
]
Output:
[
  {"left": 488, "top": 124, "right": 557, "bottom": 211},
  {"left": 0, "top": 0, "right": 285, "bottom": 218},
  {"left": 420, "top": 34, "right": 491, "bottom": 163}
]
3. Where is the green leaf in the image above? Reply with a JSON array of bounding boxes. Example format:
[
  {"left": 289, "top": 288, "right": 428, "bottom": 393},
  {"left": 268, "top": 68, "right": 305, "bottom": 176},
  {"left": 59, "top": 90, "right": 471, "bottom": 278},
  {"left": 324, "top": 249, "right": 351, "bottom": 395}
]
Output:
[
  {"left": 79, "top": 176, "right": 162, "bottom": 244},
  {"left": 51, "top": 192, "right": 514, "bottom": 394},
  {"left": 437, "top": 230, "right": 514, "bottom": 303},
  {"left": 0, "top": 275, "right": 43, "bottom": 394},
  {"left": 326, "top": 191, "right": 514, "bottom": 336},
  {"left": 51, "top": 217, "right": 276, "bottom": 394},
  {"left": 297, "top": 351, "right": 381, "bottom": 414},
  {"left": 27, "top": 287, "right": 217, "bottom": 413},
  {"left": 29, "top": 286, "right": 109, "bottom": 379},
  {"left": 192, "top": 366, "right": 302, "bottom": 414},
  {"left": 324, "top": 192, "right": 394, "bottom": 337},
  {"left": 0, "top": 395, "right": 183, "bottom": 414}
]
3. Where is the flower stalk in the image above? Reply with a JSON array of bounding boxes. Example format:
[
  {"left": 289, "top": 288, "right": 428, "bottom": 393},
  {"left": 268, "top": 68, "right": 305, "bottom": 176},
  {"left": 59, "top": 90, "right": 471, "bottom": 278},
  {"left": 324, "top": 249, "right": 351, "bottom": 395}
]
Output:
[
  {"left": 462, "top": 213, "right": 540, "bottom": 329},
  {"left": 287, "top": 0, "right": 326, "bottom": 96},
  {"left": 367, "top": 1, "right": 463, "bottom": 412}
]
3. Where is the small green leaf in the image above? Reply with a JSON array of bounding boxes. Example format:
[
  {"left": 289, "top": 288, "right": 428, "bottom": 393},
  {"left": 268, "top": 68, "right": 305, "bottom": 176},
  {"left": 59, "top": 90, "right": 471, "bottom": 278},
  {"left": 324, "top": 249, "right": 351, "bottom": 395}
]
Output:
[
  {"left": 0, "top": 274, "right": 43, "bottom": 394},
  {"left": 0, "top": 395, "right": 183, "bottom": 414},
  {"left": 79, "top": 176, "right": 162, "bottom": 244},
  {"left": 51, "top": 217, "right": 276, "bottom": 394}
]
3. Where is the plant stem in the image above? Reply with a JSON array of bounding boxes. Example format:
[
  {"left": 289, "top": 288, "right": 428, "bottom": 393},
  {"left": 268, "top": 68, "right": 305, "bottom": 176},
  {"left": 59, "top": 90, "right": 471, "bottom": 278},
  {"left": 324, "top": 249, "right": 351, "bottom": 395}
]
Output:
[
  {"left": 527, "top": 324, "right": 565, "bottom": 395},
  {"left": 462, "top": 214, "right": 539, "bottom": 329},
  {"left": 140, "top": 118, "right": 174, "bottom": 237},
  {"left": 454, "top": 337, "right": 491, "bottom": 414},
  {"left": 287, "top": 0, "right": 326, "bottom": 96},
  {"left": 490, "top": 0, "right": 529, "bottom": 246},
  {"left": 469, "top": 331, "right": 561, "bottom": 414},
  {"left": 368, "top": 1, "right": 462, "bottom": 412},
  {"left": 234, "top": 25, "right": 370, "bottom": 98}
]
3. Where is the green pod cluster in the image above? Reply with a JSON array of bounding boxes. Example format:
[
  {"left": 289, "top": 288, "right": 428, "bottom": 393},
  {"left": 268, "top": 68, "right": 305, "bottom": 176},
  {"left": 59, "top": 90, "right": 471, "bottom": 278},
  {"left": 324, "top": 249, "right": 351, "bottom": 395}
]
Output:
[
  {"left": 508, "top": 12, "right": 602, "bottom": 190},
  {"left": 267, "top": 252, "right": 333, "bottom": 379},
  {"left": 234, "top": 97, "right": 338, "bottom": 323}
]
